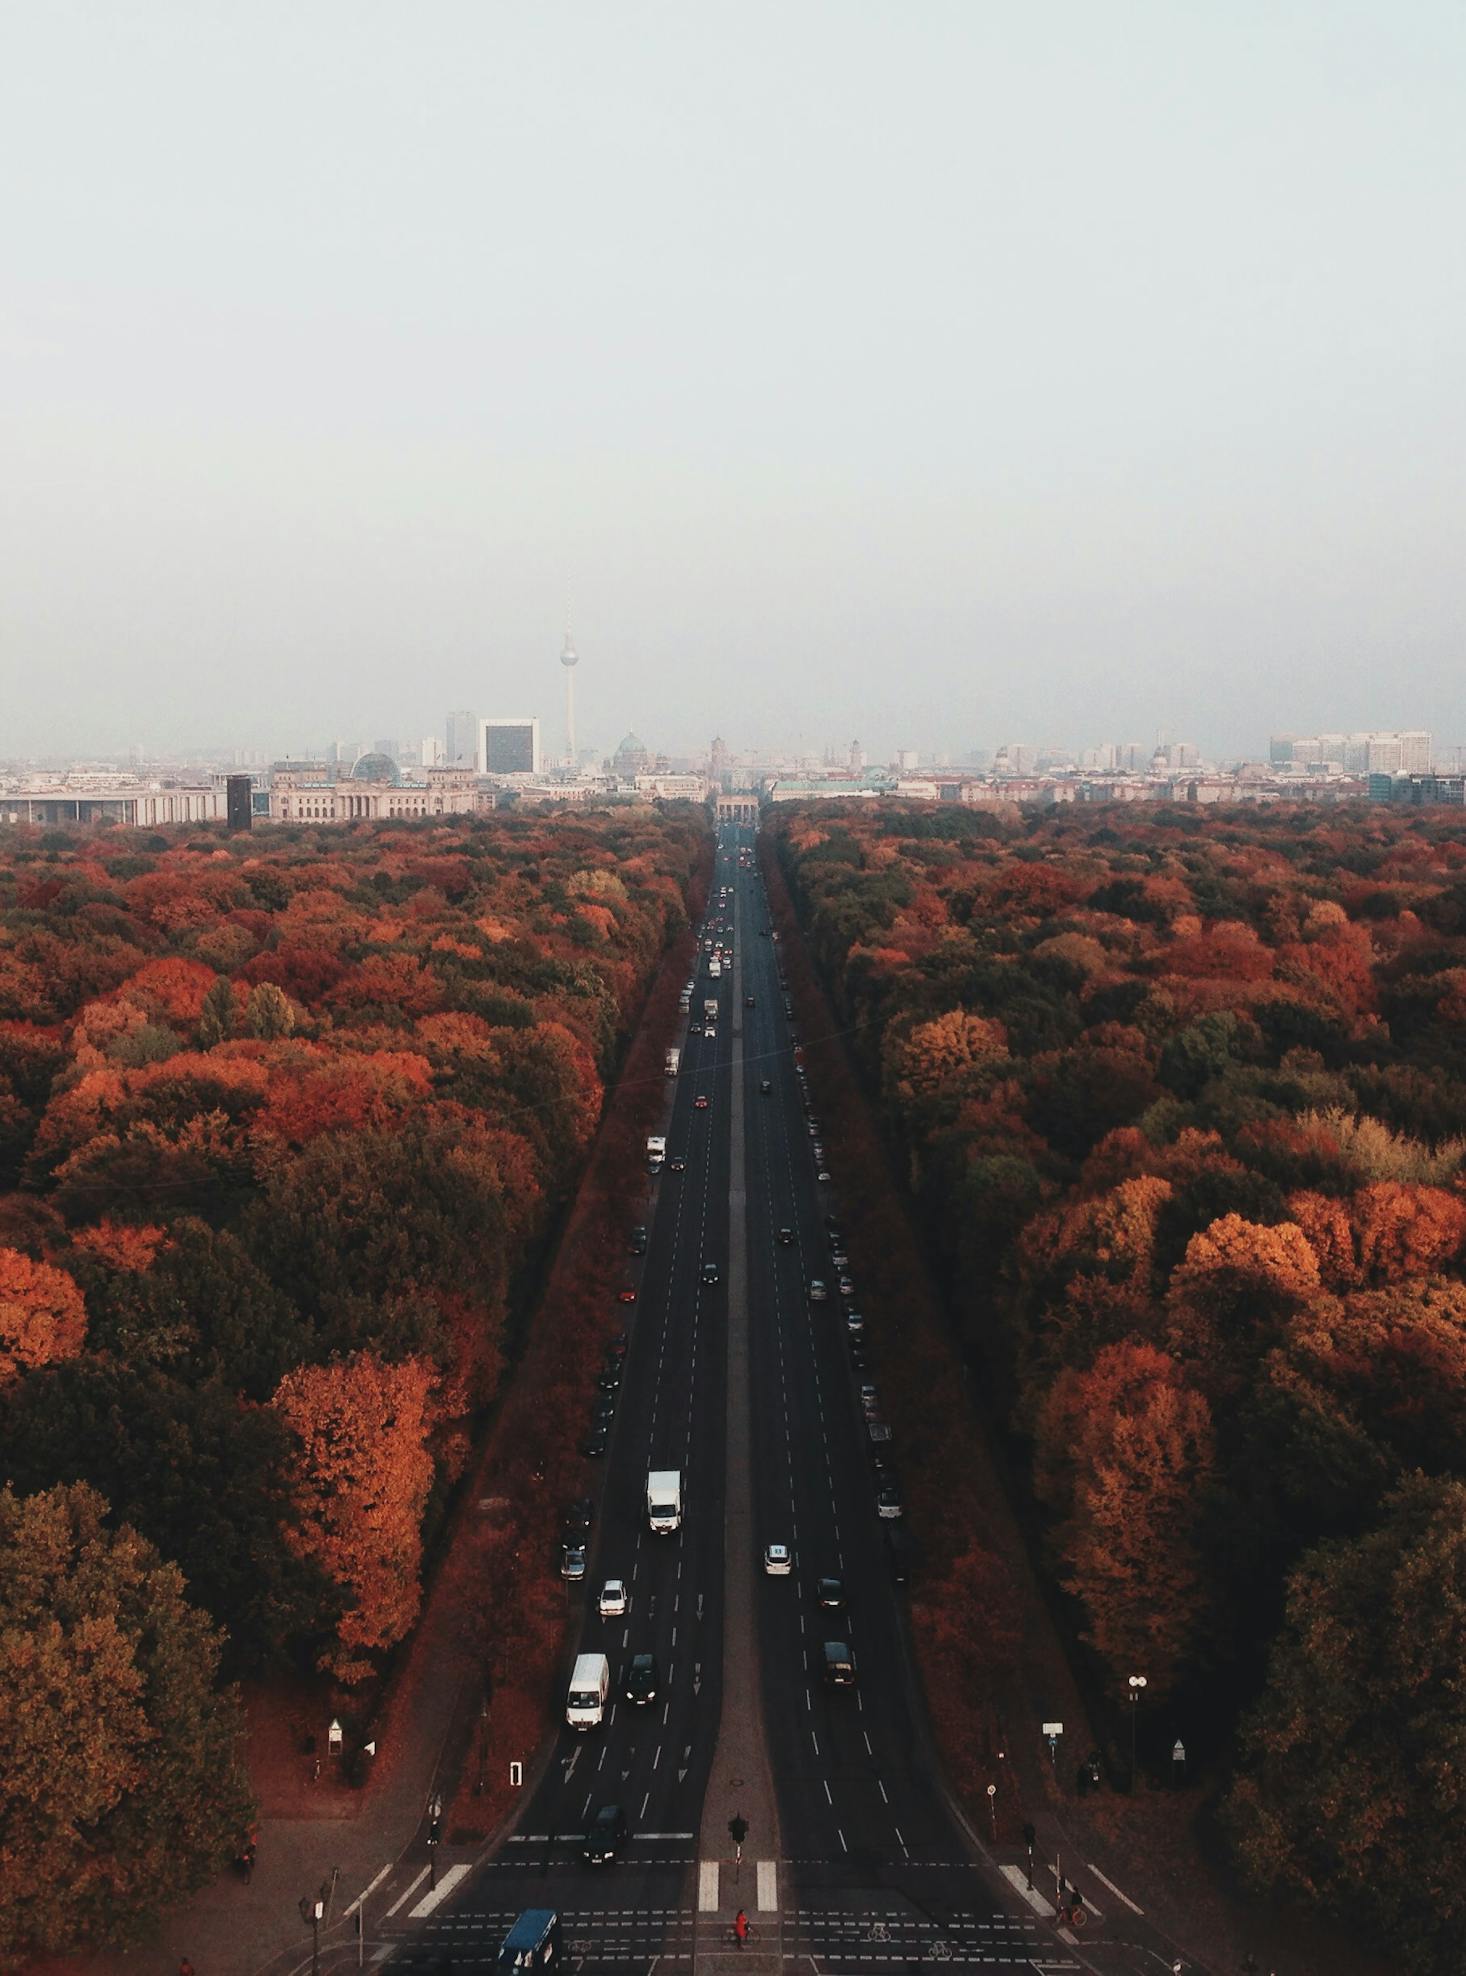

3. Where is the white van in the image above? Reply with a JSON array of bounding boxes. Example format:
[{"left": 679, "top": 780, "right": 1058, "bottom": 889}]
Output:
[{"left": 566, "top": 1651, "right": 610, "bottom": 1729}]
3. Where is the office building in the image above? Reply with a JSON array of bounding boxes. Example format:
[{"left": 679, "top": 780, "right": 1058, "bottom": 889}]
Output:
[
  {"left": 445, "top": 710, "right": 477, "bottom": 768},
  {"left": 480, "top": 718, "right": 541, "bottom": 775}
]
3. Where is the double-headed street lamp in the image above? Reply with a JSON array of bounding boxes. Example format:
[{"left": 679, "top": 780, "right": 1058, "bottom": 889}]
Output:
[{"left": 1127, "top": 1674, "right": 1148, "bottom": 1787}]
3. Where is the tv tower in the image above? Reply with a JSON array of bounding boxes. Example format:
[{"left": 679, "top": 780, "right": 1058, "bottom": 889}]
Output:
[{"left": 560, "top": 626, "right": 580, "bottom": 767}]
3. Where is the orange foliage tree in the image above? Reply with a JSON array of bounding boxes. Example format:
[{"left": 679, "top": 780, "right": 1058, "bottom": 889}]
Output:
[
  {"left": 271, "top": 1352, "right": 436, "bottom": 1682},
  {"left": 1035, "top": 1339, "right": 1215, "bottom": 1695},
  {"left": 0, "top": 1249, "right": 87, "bottom": 1384}
]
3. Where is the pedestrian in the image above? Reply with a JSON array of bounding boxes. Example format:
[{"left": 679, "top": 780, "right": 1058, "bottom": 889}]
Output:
[{"left": 734, "top": 1908, "right": 749, "bottom": 1948}]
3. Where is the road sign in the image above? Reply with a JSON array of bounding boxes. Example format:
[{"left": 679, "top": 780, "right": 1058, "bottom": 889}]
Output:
[
  {"left": 1042, "top": 1722, "right": 1064, "bottom": 1736},
  {"left": 1172, "top": 1740, "right": 1186, "bottom": 1763},
  {"left": 509, "top": 1761, "right": 523, "bottom": 1787}
]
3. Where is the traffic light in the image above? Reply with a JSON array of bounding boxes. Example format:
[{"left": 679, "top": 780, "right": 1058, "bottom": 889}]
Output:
[
  {"left": 1022, "top": 1822, "right": 1036, "bottom": 1850},
  {"left": 728, "top": 1815, "right": 748, "bottom": 1846}
]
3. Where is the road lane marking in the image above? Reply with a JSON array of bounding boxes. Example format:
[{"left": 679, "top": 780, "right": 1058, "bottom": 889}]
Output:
[
  {"left": 1086, "top": 1864, "right": 1142, "bottom": 1913},
  {"left": 1000, "top": 1865, "right": 1056, "bottom": 1916},
  {"left": 383, "top": 1865, "right": 430, "bottom": 1918},
  {"left": 343, "top": 1863, "right": 392, "bottom": 1916},
  {"left": 407, "top": 1864, "right": 469, "bottom": 1917}
]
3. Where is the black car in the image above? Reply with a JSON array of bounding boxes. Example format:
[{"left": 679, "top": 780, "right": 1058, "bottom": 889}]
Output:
[
  {"left": 607, "top": 1329, "right": 629, "bottom": 1359},
  {"left": 582, "top": 1427, "right": 609, "bottom": 1458},
  {"left": 564, "top": 1497, "right": 594, "bottom": 1535},
  {"left": 817, "top": 1576, "right": 846, "bottom": 1610},
  {"left": 701, "top": 1261, "right": 721, "bottom": 1286},
  {"left": 628, "top": 1225, "right": 648, "bottom": 1256},
  {"left": 745, "top": 994, "right": 756, "bottom": 1008},
  {"left": 668, "top": 1154, "right": 687, "bottom": 1173},
  {"left": 597, "top": 1362, "right": 621, "bottom": 1390},
  {"left": 624, "top": 1652, "right": 660, "bottom": 1704},
  {"left": 777, "top": 1226, "right": 794, "bottom": 1245},
  {"left": 759, "top": 1078, "right": 772, "bottom": 1095},
  {"left": 584, "top": 1803, "right": 628, "bottom": 1865},
  {"left": 593, "top": 1393, "right": 616, "bottom": 1425}
]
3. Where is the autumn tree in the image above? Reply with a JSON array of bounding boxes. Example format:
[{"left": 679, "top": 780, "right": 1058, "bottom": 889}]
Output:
[
  {"left": 0, "top": 1248, "right": 86, "bottom": 1384},
  {"left": 0, "top": 1482, "right": 253, "bottom": 1956},
  {"left": 884, "top": 1008, "right": 1008, "bottom": 1103},
  {"left": 1225, "top": 1477, "right": 1466, "bottom": 1973},
  {"left": 271, "top": 1352, "right": 436, "bottom": 1681},
  {"left": 1165, "top": 1213, "right": 1321, "bottom": 1383},
  {"left": 1034, "top": 1340, "right": 1214, "bottom": 1694}
]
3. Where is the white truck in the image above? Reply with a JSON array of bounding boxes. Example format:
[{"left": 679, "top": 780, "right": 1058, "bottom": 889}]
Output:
[
  {"left": 665, "top": 1047, "right": 680, "bottom": 1077},
  {"left": 704, "top": 998, "right": 719, "bottom": 1023},
  {"left": 709, "top": 958, "right": 722, "bottom": 978},
  {"left": 565, "top": 1651, "right": 610, "bottom": 1729},
  {"left": 646, "top": 1134, "right": 666, "bottom": 1173},
  {"left": 646, "top": 1468, "right": 683, "bottom": 1534}
]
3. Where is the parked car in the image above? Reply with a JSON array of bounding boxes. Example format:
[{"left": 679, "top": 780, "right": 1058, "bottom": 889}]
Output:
[
  {"left": 582, "top": 1428, "right": 609, "bottom": 1458},
  {"left": 597, "top": 1363, "right": 621, "bottom": 1390},
  {"left": 561, "top": 1544, "right": 587, "bottom": 1581},
  {"left": 607, "top": 1329, "right": 629, "bottom": 1358},
  {"left": 876, "top": 1484, "right": 905, "bottom": 1520},
  {"left": 845, "top": 1309, "right": 864, "bottom": 1335},
  {"left": 628, "top": 1226, "right": 648, "bottom": 1256},
  {"left": 564, "top": 1498, "right": 594, "bottom": 1535},
  {"left": 617, "top": 1285, "right": 638, "bottom": 1304},
  {"left": 838, "top": 1275, "right": 856, "bottom": 1300}
]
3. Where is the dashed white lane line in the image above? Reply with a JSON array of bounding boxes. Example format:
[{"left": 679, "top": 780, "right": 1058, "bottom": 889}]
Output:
[{"left": 1087, "top": 1863, "right": 1142, "bottom": 1913}]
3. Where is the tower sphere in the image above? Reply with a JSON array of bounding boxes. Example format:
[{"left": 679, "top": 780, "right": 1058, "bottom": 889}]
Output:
[{"left": 561, "top": 633, "right": 579, "bottom": 669}]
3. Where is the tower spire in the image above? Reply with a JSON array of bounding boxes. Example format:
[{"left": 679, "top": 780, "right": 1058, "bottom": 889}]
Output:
[{"left": 559, "top": 619, "right": 580, "bottom": 767}]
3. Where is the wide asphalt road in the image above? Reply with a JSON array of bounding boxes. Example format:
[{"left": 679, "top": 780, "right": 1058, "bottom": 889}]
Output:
[{"left": 380, "top": 828, "right": 1170, "bottom": 1974}]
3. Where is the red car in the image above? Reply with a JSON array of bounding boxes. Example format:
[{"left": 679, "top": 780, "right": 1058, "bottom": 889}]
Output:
[
  {"left": 618, "top": 1286, "right": 638, "bottom": 1304},
  {"left": 694, "top": 1094, "right": 710, "bottom": 1110}
]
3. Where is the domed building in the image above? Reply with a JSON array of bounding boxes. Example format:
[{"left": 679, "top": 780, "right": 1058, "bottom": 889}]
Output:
[
  {"left": 351, "top": 750, "right": 401, "bottom": 785},
  {"left": 612, "top": 732, "right": 651, "bottom": 780}
]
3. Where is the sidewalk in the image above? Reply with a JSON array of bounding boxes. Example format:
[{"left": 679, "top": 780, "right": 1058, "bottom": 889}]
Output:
[{"left": 83, "top": 1635, "right": 470, "bottom": 1976}]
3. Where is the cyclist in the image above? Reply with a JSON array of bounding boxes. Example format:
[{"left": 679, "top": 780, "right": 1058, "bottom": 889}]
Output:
[{"left": 734, "top": 1909, "right": 749, "bottom": 1948}]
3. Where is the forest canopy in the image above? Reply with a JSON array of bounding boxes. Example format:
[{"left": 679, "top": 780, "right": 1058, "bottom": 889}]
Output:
[{"left": 775, "top": 797, "right": 1466, "bottom": 1970}]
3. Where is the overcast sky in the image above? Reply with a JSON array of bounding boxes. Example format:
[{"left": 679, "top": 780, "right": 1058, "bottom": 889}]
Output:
[{"left": 3, "top": 1, "right": 1462, "bottom": 764}]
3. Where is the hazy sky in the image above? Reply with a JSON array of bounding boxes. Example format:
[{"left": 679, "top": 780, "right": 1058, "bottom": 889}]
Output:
[{"left": 3, "top": 1, "right": 1463, "bottom": 763}]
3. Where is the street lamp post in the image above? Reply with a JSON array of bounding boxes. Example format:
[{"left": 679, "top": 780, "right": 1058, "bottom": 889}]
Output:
[
  {"left": 299, "top": 1895, "right": 325, "bottom": 1976},
  {"left": 1127, "top": 1675, "right": 1148, "bottom": 1789},
  {"left": 427, "top": 1793, "right": 443, "bottom": 1890}
]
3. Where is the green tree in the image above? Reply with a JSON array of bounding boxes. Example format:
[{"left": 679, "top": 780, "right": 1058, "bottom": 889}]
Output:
[
  {"left": 1226, "top": 1477, "right": 1466, "bottom": 1973},
  {"left": 197, "top": 975, "right": 236, "bottom": 1049},
  {"left": 0, "top": 1481, "right": 253, "bottom": 1955},
  {"left": 0, "top": 1361, "right": 337, "bottom": 1672}
]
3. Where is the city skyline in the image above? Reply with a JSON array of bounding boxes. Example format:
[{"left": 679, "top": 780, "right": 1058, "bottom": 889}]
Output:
[{"left": 4, "top": 3, "right": 1464, "bottom": 763}]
